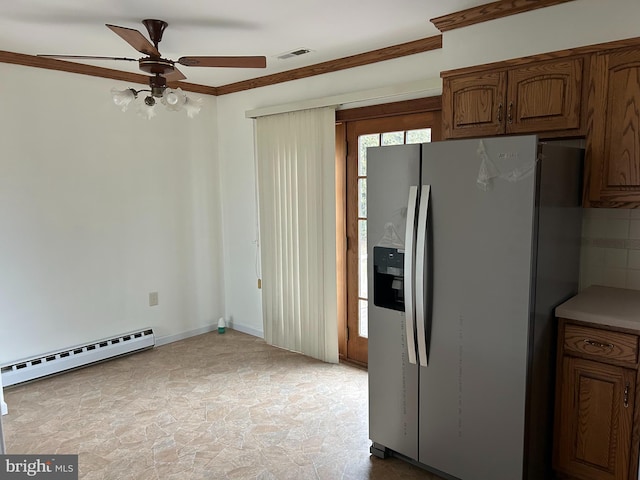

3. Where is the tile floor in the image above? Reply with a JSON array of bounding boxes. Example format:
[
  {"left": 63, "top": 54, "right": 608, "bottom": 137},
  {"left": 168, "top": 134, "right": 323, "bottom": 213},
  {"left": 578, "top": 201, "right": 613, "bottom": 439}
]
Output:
[{"left": 3, "top": 330, "right": 441, "bottom": 479}]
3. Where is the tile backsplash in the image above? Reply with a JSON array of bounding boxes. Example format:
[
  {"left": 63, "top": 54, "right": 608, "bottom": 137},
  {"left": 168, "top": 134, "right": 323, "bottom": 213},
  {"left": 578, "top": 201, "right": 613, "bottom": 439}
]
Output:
[{"left": 580, "top": 208, "right": 640, "bottom": 291}]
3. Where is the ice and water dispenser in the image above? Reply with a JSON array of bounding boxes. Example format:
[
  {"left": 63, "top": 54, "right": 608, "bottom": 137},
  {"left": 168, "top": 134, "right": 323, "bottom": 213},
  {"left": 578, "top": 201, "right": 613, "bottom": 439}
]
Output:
[{"left": 373, "top": 246, "right": 405, "bottom": 311}]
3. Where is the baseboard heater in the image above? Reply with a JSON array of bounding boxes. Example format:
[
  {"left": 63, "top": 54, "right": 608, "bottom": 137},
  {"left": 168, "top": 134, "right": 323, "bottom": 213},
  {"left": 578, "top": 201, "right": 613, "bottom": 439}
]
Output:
[{"left": 0, "top": 328, "right": 155, "bottom": 387}]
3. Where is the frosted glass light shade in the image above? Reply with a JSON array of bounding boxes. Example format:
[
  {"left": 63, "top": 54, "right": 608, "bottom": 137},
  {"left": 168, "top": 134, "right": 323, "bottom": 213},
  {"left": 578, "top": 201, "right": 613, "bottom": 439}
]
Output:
[
  {"left": 111, "top": 88, "right": 137, "bottom": 112},
  {"left": 161, "top": 88, "right": 186, "bottom": 111},
  {"left": 183, "top": 95, "right": 203, "bottom": 118},
  {"left": 137, "top": 101, "right": 157, "bottom": 120}
]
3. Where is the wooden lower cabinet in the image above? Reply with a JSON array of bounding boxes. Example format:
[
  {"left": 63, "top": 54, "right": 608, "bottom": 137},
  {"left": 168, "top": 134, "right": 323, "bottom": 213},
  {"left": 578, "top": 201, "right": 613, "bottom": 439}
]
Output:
[
  {"left": 554, "top": 319, "right": 640, "bottom": 480},
  {"left": 555, "top": 356, "right": 635, "bottom": 480}
]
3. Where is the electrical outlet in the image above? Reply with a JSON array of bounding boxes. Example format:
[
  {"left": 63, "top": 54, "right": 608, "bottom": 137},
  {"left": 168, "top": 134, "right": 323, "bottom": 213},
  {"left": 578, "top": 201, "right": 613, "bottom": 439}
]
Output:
[{"left": 149, "top": 292, "right": 159, "bottom": 306}]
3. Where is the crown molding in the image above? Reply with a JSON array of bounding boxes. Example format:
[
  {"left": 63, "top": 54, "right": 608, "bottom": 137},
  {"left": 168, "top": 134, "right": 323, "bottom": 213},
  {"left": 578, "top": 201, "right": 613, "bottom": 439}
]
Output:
[
  {"left": 216, "top": 35, "right": 442, "bottom": 96},
  {"left": 0, "top": 50, "right": 148, "bottom": 84},
  {"left": 0, "top": 50, "right": 219, "bottom": 96},
  {"left": 430, "top": 0, "right": 577, "bottom": 32}
]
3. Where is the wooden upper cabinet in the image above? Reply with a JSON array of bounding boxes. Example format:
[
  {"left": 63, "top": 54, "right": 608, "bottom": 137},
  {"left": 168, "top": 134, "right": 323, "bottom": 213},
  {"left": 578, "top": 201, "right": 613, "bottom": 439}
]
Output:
[
  {"left": 587, "top": 46, "right": 640, "bottom": 205},
  {"left": 442, "top": 57, "right": 586, "bottom": 139},
  {"left": 506, "top": 59, "right": 583, "bottom": 134},
  {"left": 442, "top": 71, "right": 506, "bottom": 138}
]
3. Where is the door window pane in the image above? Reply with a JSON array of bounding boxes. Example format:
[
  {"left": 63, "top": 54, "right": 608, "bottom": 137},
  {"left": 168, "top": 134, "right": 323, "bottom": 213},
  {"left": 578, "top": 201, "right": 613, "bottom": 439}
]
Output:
[
  {"left": 358, "top": 179, "right": 367, "bottom": 217},
  {"left": 358, "top": 134, "right": 380, "bottom": 176},
  {"left": 406, "top": 128, "right": 432, "bottom": 144},
  {"left": 381, "top": 131, "right": 404, "bottom": 145},
  {"left": 358, "top": 219, "right": 367, "bottom": 298},
  {"left": 359, "top": 299, "right": 368, "bottom": 338}
]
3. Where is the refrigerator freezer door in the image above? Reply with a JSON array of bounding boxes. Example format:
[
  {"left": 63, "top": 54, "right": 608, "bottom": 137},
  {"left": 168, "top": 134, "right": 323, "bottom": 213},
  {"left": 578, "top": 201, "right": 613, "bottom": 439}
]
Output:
[
  {"left": 368, "top": 144, "right": 421, "bottom": 460},
  {"left": 415, "top": 185, "right": 431, "bottom": 367},
  {"left": 404, "top": 186, "right": 419, "bottom": 365},
  {"left": 418, "top": 136, "right": 538, "bottom": 480}
]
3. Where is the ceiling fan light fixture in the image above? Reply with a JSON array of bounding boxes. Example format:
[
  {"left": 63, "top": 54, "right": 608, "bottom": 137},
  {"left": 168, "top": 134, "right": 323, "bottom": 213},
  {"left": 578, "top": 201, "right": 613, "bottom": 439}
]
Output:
[
  {"left": 111, "top": 84, "right": 202, "bottom": 119},
  {"left": 111, "top": 88, "right": 137, "bottom": 112}
]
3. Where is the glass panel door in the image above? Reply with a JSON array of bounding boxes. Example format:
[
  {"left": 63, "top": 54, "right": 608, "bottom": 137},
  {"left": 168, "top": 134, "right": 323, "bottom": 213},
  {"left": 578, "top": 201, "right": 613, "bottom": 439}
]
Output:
[{"left": 345, "top": 112, "right": 439, "bottom": 366}]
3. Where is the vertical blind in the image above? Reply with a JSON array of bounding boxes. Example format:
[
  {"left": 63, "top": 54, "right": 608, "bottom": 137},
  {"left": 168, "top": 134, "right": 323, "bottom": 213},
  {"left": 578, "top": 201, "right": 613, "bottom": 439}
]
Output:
[{"left": 255, "top": 107, "right": 338, "bottom": 363}]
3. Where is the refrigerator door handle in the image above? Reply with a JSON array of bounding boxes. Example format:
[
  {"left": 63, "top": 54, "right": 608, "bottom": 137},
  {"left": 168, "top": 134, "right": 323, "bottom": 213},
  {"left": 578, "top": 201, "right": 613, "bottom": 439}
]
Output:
[
  {"left": 415, "top": 185, "right": 431, "bottom": 367},
  {"left": 403, "top": 186, "right": 419, "bottom": 365}
]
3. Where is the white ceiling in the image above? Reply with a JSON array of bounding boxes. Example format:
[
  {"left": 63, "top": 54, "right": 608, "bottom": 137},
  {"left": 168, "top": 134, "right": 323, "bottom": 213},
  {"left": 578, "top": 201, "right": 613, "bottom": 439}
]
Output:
[{"left": 0, "top": 0, "right": 496, "bottom": 87}]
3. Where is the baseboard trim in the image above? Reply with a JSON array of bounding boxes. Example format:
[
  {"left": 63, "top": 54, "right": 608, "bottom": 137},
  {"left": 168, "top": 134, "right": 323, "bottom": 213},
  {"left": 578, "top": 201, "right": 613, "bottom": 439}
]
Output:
[
  {"left": 155, "top": 324, "right": 219, "bottom": 347},
  {"left": 121, "top": 321, "right": 263, "bottom": 348},
  {"left": 229, "top": 323, "right": 264, "bottom": 339}
]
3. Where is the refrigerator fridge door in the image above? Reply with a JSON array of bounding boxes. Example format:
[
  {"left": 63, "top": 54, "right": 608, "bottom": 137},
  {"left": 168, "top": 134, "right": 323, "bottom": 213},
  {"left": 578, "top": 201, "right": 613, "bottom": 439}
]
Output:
[
  {"left": 418, "top": 136, "right": 539, "bottom": 480},
  {"left": 368, "top": 144, "right": 421, "bottom": 460}
]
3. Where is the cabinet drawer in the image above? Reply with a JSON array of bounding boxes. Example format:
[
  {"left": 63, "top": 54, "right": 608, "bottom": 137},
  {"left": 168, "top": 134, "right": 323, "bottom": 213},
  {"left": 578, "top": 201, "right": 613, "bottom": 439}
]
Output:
[{"left": 563, "top": 324, "right": 638, "bottom": 365}]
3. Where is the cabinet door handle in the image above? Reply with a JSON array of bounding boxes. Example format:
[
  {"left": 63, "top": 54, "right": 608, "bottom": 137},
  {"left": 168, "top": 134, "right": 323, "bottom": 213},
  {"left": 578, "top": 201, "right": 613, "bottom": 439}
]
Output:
[
  {"left": 624, "top": 382, "right": 630, "bottom": 408},
  {"left": 507, "top": 102, "right": 513, "bottom": 124},
  {"left": 497, "top": 103, "right": 503, "bottom": 123},
  {"left": 584, "top": 339, "right": 614, "bottom": 349}
]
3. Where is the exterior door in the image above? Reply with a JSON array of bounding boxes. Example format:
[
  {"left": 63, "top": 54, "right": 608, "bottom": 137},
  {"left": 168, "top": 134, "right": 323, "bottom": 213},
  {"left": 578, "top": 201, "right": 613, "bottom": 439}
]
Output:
[{"left": 344, "top": 112, "right": 440, "bottom": 365}]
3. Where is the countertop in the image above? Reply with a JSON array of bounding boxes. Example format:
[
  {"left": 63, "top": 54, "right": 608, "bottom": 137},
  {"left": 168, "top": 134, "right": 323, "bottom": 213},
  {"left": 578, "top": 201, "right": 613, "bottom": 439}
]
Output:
[{"left": 555, "top": 285, "right": 640, "bottom": 331}]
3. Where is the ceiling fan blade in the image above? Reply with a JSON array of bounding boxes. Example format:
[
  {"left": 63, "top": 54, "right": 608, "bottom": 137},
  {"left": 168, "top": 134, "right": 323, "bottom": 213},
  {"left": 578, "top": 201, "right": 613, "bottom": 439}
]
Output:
[
  {"left": 106, "top": 24, "right": 160, "bottom": 57},
  {"left": 178, "top": 56, "right": 266, "bottom": 68},
  {"left": 37, "top": 54, "right": 138, "bottom": 62},
  {"left": 165, "top": 67, "right": 187, "bottom": 82}
]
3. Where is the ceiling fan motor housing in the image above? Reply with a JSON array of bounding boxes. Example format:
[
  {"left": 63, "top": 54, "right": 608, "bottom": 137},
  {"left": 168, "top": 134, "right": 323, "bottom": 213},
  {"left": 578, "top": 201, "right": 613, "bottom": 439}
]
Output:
[{"left": 139, "top": 57, "right": 175, "bottom": 77}]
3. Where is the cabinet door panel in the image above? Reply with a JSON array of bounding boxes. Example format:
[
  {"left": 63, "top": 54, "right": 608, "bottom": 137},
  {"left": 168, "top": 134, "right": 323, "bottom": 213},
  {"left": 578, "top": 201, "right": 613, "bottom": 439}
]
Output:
[
  {"left": 588, "top": 47, "right": 640, "bottom": 204},
  {"left": 555, "top": 356, "right": 634, "bottom": 480},
  {"left": 506, "top": 58, "right": 583, "bottom": 134},
  {"left": 604, "top": 56, "right": 640, "bottom": 189},
  {"left": 442, "top": 71, "right": 506, "bottom": 138},
  {"left": 575, "top": 374, "right": 615, "bottom": 468}
]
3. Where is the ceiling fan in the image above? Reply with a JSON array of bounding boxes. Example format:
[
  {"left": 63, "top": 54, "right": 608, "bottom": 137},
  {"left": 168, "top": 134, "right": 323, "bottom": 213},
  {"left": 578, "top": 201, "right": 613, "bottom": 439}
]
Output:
[
  {"left": 39, "top": 19, "right": 266, "bottom": 117},
  {"left": 39, "top": 18, "right": 266, "bottom": 93}
]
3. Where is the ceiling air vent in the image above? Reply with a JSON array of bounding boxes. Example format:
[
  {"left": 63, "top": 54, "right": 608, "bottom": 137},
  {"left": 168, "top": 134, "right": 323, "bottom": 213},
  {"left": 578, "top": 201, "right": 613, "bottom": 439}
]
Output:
[{"left": 276, "top": 48, "right": 312, "bottom": 60}]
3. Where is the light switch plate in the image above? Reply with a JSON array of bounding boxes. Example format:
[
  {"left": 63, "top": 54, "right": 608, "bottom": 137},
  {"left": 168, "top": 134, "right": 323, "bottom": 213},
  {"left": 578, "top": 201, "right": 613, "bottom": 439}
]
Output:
[{"left": 149, "top": 292, "right": 159, "bottom": 306}]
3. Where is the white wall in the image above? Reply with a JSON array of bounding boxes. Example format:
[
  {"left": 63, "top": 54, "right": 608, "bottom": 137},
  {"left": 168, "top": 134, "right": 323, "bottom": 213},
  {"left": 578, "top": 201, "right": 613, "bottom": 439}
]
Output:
[
  {"left": 216, "top": 0, "right": 640, "bottom": 336},
  {"left": 442, "top": 0, "right": 640, "bottom": 72},
  {"left": 0, "top": 64, "right": 224, "bottom": 363}
]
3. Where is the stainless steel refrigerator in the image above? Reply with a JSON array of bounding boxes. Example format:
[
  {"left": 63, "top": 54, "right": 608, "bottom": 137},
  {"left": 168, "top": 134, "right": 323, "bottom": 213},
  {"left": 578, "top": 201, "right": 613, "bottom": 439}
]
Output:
[{"left": 367, "top": 135, "right": 583, "bottom": 480}]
